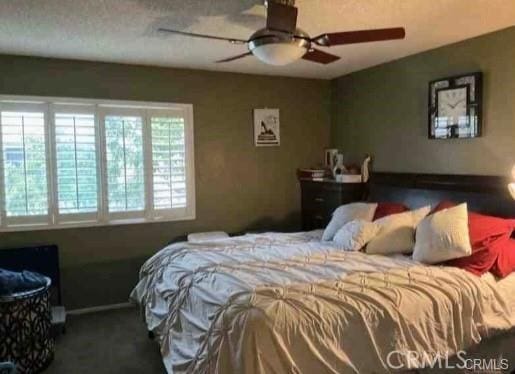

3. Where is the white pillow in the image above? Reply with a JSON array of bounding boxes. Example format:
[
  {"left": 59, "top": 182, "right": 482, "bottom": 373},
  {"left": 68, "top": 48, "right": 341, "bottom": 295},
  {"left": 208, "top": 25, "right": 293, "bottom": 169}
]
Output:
[
  {"left": 187, "top": 231, "right": 230, "bottom": 243},
  {"left": 413, "top": 203, "right": 472, "bottom": 264},
  {"left": 322, "top": 203, "right": 378, "bottom": 241},
  {"left": 366, "top": 206, "right": 431, "bottom": 255},
  {"left": 333, "top": 220, "right": 379, "bottom": 251}
]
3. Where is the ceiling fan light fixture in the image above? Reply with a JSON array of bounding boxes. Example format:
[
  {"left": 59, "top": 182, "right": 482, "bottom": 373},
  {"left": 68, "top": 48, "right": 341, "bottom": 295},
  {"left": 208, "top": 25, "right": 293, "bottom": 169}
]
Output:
[
  {"left": 251, "top": 43, "right": 307, "bottom": 65},
  {"left": 248, "top": 28, "right": 310, "bottom": 66}
]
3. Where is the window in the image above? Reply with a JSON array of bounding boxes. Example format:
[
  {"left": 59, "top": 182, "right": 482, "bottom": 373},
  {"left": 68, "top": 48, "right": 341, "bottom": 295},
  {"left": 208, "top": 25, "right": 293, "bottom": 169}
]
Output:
[{"left": 0, "top": 97, "right": 195, "bottom": 231}]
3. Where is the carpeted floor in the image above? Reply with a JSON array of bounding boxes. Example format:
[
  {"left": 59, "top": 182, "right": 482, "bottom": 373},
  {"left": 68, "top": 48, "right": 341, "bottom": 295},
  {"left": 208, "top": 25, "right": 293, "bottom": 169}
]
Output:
[
  {"left": 43, "top": 306, "right": 515, "bottom": 373},
  {"left": 45, "top": 307, "right": 166, "bottom": 374}
]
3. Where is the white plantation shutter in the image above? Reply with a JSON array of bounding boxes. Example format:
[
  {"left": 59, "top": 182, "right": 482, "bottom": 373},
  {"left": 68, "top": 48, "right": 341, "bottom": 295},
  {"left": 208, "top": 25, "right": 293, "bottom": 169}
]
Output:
[
  {"left": 102, "top": 111, "right": 145, "bottom": 217},
  {"left": 151, "top": 116, "right": 187, "bottom": 210},
  {"left": 0, "top": 97, "right": 194, "bottom": 231},
  {"left": 0, "top": 104, "right": 50, "bottom": 225},
  {"left": 53, "top": 105, "right": 99, "bottom": 221}
]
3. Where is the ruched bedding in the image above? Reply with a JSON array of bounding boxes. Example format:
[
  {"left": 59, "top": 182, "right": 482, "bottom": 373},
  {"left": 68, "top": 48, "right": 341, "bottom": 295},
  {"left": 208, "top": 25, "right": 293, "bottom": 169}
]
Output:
[{"left": 130, "top": 231, "right": 514, "bottom": 373}]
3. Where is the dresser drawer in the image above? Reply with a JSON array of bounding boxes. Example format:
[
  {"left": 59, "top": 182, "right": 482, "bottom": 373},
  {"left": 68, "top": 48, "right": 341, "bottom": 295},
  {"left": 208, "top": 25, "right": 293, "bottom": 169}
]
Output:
[
  {"left": 302, "top": 212, "right": 331, "bottom": 231},
  {"left": 302, "top": 187, "right": 342, "bottom": 213},
  {"left": 299, "top": 179, "right": 365, "bottom": 231}
]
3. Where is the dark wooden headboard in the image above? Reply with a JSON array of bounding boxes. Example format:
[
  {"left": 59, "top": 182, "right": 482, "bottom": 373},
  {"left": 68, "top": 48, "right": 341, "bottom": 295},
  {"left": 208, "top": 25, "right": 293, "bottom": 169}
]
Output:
[{"left": 367, "top": 172, "right": 515, "bottom": 218}]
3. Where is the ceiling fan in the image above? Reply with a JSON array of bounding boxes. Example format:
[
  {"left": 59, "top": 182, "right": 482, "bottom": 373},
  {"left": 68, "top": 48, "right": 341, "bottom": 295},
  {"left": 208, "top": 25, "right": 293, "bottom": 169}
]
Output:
[{"left": 157, "top": 0, "right": 406, "bottom": 66}]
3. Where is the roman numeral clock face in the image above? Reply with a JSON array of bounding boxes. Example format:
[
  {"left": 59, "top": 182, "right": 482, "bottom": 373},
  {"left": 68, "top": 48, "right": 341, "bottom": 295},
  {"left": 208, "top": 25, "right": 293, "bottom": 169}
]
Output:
[{"left": 437, "top": 87, "right": 467, "bottom": 125}]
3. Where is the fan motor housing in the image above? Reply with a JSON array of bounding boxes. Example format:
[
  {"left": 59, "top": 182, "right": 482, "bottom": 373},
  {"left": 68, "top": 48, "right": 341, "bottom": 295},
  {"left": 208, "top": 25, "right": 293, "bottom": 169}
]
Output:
[{"left": 248, "top": 28, "right": 311, "bottom": 52}]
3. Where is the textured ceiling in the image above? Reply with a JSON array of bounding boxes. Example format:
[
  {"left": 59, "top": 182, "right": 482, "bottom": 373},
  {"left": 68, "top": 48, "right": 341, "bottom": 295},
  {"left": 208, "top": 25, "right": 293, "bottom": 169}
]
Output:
[{"left": 0, "top": 0, "right": 515, "bottom": 79}]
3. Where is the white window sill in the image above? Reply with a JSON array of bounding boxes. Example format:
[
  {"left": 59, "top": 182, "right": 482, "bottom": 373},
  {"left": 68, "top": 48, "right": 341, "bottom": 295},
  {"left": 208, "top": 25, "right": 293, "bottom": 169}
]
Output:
[{"left": 0, "top": 213, "right": 196, "bottom": 233}]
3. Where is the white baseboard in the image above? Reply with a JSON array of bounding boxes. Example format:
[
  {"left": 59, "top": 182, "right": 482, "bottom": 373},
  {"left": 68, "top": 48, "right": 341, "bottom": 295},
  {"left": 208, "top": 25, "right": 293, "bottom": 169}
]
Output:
[{"left": 67, "top": 302, "right": 134, "bottom": 316}]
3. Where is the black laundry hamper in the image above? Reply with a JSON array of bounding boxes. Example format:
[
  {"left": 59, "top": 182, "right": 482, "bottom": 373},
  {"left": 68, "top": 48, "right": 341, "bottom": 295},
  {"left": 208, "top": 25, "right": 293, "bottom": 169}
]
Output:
[{"left": 0, "top": 277, "right": 54, "bottom": 373}]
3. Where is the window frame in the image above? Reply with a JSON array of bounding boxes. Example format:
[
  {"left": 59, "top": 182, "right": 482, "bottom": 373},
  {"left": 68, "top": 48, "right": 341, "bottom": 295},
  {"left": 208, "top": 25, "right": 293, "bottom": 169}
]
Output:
[
  {"left": 50, "top": 103, "right": 100, "bottom": 225},
  {"left": 99, "top": 106, "right": 147, "bottom": 221},
  {"left": 0, "top": 95, "right": 196, "bottom": 232},
  {"left": 148, "top": 108, "right": 194, "bottom": 220},
  {"left": 0, "top": 102, "right": 52, "bottom": 227}
]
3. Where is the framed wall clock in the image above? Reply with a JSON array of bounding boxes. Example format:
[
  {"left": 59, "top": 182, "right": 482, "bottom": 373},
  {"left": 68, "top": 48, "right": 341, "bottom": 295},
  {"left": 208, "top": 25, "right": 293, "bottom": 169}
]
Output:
[{"left": 428, "top": 72, "right": 482, "bottom": 139}]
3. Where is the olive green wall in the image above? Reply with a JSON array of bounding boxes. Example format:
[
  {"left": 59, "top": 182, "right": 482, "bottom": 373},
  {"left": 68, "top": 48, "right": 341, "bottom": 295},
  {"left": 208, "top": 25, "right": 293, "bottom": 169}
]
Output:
[
  {"left": 331, "top": 26, "right": 515, "bottom": 175},
  {"left": 0, "top": 55, "right": 331, "bottom": 309}
]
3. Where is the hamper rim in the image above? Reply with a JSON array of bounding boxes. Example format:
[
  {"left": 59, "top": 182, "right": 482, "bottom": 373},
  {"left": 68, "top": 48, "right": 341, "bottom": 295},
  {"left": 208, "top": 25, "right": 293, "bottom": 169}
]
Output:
[{"left": 0, "top": 276, "right": 51, "bottom": 302}]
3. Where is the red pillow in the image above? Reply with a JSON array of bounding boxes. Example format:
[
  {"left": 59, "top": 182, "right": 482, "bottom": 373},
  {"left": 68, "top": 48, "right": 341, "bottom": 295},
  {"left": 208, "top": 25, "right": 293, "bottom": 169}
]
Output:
[
  {"left": 491, "top": 239, "right": 515, "bottom": 278},
  {"left": 430, "top": 200, "right": 456, "bottom": 215},
  {"left": 444, "top": 234, "right": 507, "bottom": 276},
  {"left": 468, "top": 211, "right": 514, "bottom": 244},
  {"left": 433, "top": 201, "right": 514, "bottom": 275},
  {"left": 373, "top": 202, "right": 409, "bottom": 220}
]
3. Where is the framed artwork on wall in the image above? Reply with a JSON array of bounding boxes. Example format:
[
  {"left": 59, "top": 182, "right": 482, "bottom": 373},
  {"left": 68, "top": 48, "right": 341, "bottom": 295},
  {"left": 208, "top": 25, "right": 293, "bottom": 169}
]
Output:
[
  {"left": 428, "top": 72, "right": 482, "bottom": 139},
  {"left": 254, "top": 108, "right": 280, "bottom": 146}
]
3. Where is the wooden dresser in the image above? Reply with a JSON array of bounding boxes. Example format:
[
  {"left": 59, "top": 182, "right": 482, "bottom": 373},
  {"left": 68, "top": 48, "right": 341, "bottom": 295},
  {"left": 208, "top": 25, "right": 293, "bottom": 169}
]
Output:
[{"left": 299, "top": 179, "right": 365, "bottom": 230}]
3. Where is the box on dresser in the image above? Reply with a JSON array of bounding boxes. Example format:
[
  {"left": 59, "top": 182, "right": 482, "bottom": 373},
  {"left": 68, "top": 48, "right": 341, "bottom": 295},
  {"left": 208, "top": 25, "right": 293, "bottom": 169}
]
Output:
[{"left": 299, "top": 178, "right": 365, "bottom": 230}]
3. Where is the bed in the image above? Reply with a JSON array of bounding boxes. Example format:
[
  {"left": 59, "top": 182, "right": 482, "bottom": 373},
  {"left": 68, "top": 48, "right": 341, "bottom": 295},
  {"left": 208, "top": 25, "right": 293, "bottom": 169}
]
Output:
[{"left": 131, "top": 172, "right": 515, "bottom": 373}]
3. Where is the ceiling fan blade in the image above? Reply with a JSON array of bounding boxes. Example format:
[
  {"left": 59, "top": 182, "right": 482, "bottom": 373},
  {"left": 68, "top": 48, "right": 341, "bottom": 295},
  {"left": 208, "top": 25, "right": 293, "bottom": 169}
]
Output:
[
  {"left": 302, "top": 48, "right": 340, "bottom": 64},
  {"left": 157, "top": 28, "right": 248, "bottom": 44},
  {"left": 266, "top": 1, "right": 298, "bottom": 34},
  {"left": 216, "top": 52, "right": 253, "bottom": 63},
  {"left": 312, "top": 27, "right": 405, "bottom": 47}
]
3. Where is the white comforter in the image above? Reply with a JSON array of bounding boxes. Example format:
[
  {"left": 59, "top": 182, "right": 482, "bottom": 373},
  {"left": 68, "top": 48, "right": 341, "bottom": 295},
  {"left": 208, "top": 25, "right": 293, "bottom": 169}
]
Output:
[{"left": 130, "top": 231, "right": 514, "bottom": 373}]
